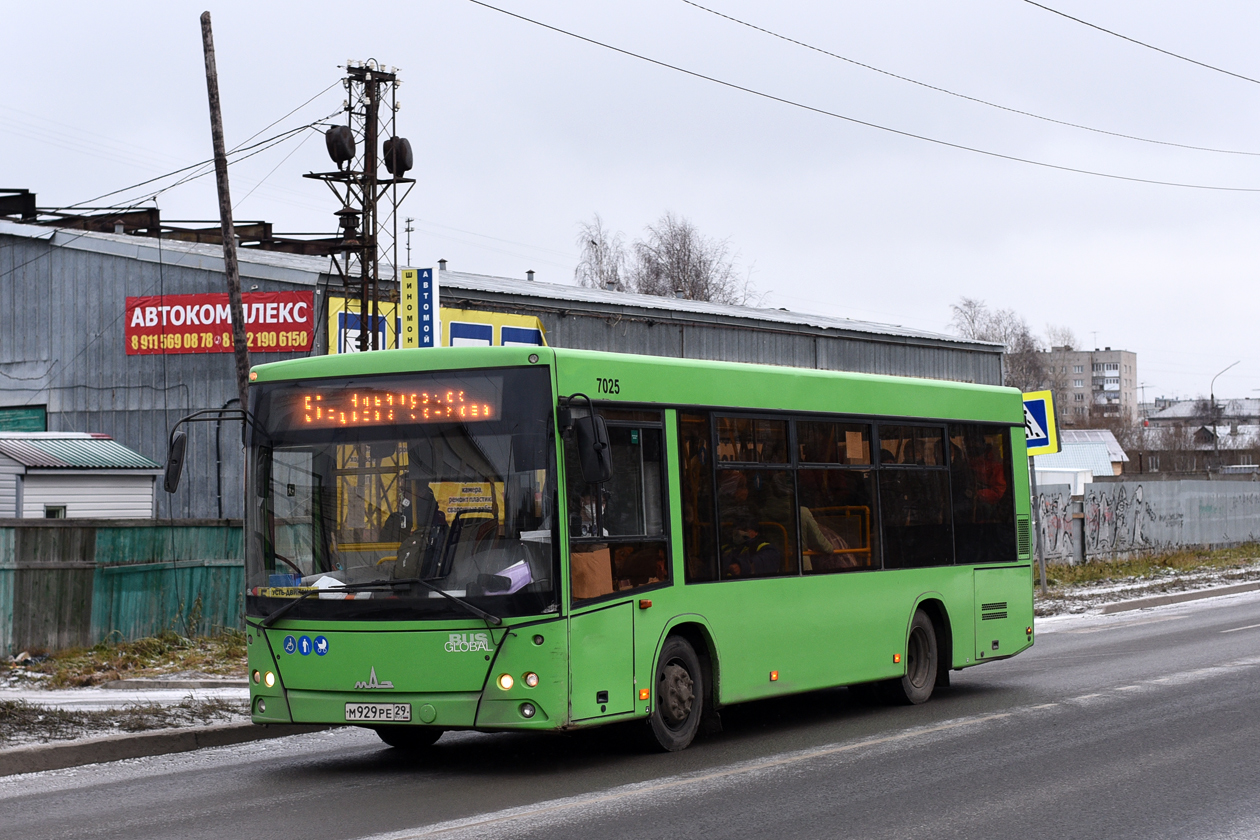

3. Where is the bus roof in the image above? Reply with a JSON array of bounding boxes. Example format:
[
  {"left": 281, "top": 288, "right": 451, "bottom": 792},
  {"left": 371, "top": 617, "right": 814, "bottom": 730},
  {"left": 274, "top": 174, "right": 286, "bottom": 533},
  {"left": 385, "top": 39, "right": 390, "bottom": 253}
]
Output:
[{"left": 250, "top": 346, "right": 1023, "bottom": 425}]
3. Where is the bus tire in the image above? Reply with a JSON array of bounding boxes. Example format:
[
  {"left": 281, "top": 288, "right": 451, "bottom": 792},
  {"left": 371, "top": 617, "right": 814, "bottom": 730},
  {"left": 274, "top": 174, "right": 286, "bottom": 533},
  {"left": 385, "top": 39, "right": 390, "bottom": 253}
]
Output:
[
  {"left": 893, "top": 609, "right": 938, "bottom": 705},
  {"left": 646, "top": 636, "right": 704, "bottom": 752},
  {"left": 373, "top": 726, "right": 444, "bottom": 750}
]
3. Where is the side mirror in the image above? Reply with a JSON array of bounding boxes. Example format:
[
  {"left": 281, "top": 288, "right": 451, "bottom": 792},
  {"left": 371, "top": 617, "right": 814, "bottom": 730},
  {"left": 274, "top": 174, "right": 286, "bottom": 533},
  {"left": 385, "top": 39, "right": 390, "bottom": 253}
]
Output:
[
  {"left": 163, "top": 431, "right": 187, "bottom": 494},
  {"left": 574, "top": 412, "right": 613, "bottom": 484}
]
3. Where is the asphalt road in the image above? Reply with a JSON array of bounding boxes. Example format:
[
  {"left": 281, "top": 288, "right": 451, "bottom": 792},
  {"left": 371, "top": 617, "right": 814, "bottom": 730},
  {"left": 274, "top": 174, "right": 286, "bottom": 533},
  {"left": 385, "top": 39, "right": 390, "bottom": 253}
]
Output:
[{"left": 5, "top": 591, "right": 1260, "bottom": 840}]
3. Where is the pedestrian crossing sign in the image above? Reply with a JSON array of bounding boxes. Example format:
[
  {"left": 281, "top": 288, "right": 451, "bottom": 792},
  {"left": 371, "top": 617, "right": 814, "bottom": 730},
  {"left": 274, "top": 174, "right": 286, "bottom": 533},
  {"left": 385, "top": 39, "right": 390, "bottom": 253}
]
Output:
[{"left": 1022, "top": 390, "right": 1059, "bottom": 457}]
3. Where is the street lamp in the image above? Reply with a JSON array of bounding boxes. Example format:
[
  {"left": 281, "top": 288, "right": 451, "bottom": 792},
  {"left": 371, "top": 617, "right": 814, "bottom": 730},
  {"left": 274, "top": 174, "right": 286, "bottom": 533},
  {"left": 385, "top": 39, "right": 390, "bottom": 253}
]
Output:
[{"left": 1210, "top": 361, "right": 1240, "bottom": 469}]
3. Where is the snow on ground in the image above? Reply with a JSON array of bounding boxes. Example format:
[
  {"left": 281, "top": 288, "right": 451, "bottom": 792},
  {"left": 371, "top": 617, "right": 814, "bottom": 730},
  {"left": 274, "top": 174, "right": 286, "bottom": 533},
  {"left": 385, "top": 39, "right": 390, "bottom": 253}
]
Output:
[{"left": 1033, "top": 560, "right": 1260, "bottom": 617}]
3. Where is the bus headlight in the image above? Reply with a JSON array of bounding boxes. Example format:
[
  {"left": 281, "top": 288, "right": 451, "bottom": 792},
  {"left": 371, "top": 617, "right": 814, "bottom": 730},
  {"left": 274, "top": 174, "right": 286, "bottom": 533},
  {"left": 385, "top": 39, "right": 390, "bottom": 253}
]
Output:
[
  {"left": 264, "top": 671, "right": 276, "bottom": 688},
  {"left": 520, "top": 703, "right": 536, "bottom": 718},
  {"left": 497, "top": 673, "right": 514, "bottom": 690},
  {"left": 523, "top": 672, "right": 539, "bottom": 688}
]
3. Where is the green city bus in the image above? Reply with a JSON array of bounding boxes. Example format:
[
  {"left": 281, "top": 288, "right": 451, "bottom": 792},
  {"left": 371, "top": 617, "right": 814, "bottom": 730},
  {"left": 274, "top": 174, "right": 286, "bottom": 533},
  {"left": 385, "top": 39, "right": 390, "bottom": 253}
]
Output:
[{"left": 228, "top": 345, "right": 1034, "bottom": 752}]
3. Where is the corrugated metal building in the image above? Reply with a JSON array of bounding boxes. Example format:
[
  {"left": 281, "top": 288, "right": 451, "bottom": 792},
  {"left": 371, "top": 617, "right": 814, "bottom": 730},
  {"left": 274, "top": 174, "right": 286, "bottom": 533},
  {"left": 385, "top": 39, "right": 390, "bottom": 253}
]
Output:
[
  {"left": 0, "top": 432, "right": 163, "bottom": 518},
  {"left": 0, "top": 220, "right": 1002, "bottom": 519}
]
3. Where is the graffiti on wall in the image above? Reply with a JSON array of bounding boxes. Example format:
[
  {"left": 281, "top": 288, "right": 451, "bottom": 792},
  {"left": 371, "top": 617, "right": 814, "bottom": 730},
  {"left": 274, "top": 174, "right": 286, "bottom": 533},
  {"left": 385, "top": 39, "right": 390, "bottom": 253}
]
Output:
[
  {"left": 1084, "top": 484, "right": 1158, "bottom": 555},
  {"left": 1037, "top": 480, "right": 1260, "bottom": 562},
  {"left": 1037, "top": 488, "right": 1074, "bottom": 562}
]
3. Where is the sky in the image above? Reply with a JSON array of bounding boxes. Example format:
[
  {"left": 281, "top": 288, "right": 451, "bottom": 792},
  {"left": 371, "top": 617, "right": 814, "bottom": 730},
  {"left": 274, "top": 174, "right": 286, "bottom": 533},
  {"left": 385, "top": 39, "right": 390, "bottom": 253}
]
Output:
[{"left": 3, "top": 0, "right": 1259, "bottom": 402}]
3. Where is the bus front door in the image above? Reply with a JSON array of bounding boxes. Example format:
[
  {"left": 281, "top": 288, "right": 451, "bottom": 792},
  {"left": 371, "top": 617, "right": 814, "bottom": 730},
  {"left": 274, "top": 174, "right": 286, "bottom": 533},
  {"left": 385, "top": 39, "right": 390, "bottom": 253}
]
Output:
[{"left": 569, "top": 601, "right": 636, "bottom": 721}]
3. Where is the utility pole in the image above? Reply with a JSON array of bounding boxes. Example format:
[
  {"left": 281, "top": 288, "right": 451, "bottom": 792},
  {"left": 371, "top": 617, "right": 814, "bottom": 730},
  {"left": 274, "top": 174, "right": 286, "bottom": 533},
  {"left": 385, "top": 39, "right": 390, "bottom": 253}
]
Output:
[
  {"left": 405, "top": 217, "right": 414, "bottom": 266},
  {"left": 1210, "top": 361, "right": 1240, "bottom": 471},
  {"left": 200, "top": 11, "right": 250, "bottom": 410}
]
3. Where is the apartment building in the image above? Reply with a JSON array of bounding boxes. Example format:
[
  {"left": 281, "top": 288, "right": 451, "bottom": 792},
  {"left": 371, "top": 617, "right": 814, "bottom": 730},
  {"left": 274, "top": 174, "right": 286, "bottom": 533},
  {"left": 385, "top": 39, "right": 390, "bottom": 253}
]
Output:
[{"left": 1038, "top": 346, "right": 1139, "bottom": 426}]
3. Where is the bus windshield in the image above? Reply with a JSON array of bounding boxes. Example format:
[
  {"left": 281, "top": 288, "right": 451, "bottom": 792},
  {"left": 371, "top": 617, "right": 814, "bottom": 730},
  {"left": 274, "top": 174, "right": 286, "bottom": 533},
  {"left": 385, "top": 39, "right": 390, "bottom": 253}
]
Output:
[{"left": 245, "top": 366, "right": 559, "bottom": 621}]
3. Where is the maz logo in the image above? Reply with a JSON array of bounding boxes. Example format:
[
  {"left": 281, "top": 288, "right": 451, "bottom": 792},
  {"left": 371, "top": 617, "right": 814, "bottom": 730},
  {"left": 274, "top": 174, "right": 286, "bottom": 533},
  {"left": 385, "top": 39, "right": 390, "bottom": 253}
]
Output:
[{"left": 354, "top": 667, "right": 394, "bottom": 690}]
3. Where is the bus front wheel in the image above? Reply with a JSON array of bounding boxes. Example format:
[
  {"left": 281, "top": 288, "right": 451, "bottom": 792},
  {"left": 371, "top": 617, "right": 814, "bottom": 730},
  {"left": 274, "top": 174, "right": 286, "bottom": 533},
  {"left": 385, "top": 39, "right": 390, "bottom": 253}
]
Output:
[
  {"left": 373, "top": 726, "right": 444, "bottom": 750},
  {"left": 893, "top": 610, "right": 938, "bottom": 705},
  {"left": 646, "top": 636, "right": 704, "bottom": 752}
]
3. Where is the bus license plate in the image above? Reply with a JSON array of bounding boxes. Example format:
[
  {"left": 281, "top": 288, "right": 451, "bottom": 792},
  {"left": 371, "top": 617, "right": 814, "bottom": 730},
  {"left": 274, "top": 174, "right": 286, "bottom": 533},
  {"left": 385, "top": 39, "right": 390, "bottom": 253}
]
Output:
[{"left": 345, "top": 702, "right": 411, "bottom": 722}]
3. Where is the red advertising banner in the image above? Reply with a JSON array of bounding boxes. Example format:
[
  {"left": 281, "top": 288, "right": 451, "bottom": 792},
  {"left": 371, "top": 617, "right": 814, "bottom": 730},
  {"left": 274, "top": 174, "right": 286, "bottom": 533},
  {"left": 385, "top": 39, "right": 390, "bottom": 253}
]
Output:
[{"left": 124, "top": 291, "right": 314, "bottom": 355}]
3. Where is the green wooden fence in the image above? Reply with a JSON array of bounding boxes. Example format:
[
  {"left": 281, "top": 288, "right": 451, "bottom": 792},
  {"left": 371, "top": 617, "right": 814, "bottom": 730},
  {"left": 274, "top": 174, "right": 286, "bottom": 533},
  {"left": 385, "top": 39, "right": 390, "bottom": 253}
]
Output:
[{"left": 0, "top": 520, "right": 243, "bottom": 656}]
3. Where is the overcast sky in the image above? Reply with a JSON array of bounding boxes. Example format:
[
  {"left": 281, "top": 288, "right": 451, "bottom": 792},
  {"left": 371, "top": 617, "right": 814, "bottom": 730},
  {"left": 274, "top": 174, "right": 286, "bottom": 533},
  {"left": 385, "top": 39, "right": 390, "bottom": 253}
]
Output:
[{"left": 3, "top": 0, "right": 1259, "bottom": 401}]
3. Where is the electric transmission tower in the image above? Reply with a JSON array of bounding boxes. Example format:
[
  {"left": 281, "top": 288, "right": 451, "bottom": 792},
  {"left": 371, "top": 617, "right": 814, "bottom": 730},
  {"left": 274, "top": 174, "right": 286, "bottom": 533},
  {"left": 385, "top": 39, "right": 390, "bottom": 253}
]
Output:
[{"left": 306, "top": 60, "right": 415, "bottom": 351}]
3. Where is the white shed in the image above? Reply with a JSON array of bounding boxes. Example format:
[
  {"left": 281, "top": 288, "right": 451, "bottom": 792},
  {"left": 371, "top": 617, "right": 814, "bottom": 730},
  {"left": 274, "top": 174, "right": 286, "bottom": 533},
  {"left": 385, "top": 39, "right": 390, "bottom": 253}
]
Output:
[{"left": 0, "top": 433, "right": 163, "bottom": 519}]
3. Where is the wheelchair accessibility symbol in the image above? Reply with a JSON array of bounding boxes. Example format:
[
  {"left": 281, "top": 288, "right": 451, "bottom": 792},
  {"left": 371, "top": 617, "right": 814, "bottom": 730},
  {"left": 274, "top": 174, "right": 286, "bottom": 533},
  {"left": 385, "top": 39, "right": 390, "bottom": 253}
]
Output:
[{"left": 283, "top": 635, "right": 297, "bottom": 655}]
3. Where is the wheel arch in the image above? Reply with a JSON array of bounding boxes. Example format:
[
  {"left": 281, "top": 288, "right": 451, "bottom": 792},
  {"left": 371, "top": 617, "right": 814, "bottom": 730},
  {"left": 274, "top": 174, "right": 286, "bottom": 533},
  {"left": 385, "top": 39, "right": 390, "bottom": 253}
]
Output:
[
  {"left": 911, "top": 594, "right": 953, "bottom": 688},
  {"left": 654, "top": 615, "right": 722, "bottom": 710}
]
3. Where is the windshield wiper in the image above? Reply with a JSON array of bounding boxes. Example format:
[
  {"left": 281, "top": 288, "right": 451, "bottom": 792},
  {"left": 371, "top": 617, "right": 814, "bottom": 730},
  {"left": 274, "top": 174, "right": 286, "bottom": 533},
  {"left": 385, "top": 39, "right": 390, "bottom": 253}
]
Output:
[
  {"left": 260, "top": 578, "right": 420, "bottom": 627},
  {"left": 258, "top": 577, "right": 502, "bottom": 627},
  {"left": 410, "top": 577, "right": 502, "bottom": 626}
]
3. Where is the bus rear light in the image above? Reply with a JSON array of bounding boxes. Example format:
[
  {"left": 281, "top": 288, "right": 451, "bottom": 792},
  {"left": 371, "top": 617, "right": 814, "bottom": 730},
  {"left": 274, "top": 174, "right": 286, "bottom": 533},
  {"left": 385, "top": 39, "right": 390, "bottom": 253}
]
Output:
[
  {"left": 769, "top": 670, "right": 779, "bottom": 682},
  {"left": 523, "top": 672, "right": 539, "bottom": 688},
  {"left": 639, "top": 688, "right": 650, "bottom": 700},
  {"left": 264, "top": 671, "right": 276, "bottom": 688},
  {"left": 497, "top": 673, "right": 514, "bottom": 691},
  {"left": 893, "top": 654, "right": 901, "bottom": 664}
]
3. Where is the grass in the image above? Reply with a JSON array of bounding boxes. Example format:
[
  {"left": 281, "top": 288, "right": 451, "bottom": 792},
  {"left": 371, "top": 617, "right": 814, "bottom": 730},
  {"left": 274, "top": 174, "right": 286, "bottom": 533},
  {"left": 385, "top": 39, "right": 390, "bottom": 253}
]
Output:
[
  {"left": 9, "top": 630, "right": 247, "bottom": 689},
  {"left": 1040, "top": 543, "right": 1260, "bottom": 590},
  {"left": 0, "top": 697, "right": 244, "bottom": 746}
]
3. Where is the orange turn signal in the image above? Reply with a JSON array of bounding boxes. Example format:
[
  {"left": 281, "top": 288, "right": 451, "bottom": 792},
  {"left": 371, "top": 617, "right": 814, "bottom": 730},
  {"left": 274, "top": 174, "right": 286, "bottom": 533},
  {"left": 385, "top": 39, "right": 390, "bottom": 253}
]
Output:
[
  {"left": 639, "top": 688, "right": 650, "bottom": 700},
  {"left": 769, "top": 670, "right": 779, "bottom": 682},
  {"left": 638, "top": 599, "right": 652, "bottom": 609},
  {"left": 893, "top": 653, "right": 902, "bottom": 664}
]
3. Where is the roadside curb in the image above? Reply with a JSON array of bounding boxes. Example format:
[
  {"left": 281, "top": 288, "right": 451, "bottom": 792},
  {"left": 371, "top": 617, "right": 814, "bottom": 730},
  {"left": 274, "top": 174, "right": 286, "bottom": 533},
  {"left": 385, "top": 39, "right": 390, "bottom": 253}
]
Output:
[
  {"left": 0, "top": 722, "right": 330, "bottom": 777},
  {"left": 1099, "top": 581, "right": 1260, "bottom": 614},
  {"left": 97, "top": 679, "right": 248, "bottom": 689}
]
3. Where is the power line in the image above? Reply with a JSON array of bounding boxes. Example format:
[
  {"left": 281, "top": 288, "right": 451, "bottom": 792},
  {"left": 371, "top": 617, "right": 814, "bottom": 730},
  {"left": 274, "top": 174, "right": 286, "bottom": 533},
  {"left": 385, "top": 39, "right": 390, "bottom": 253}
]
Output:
[
  {"left": 466, "top": 0, "right": 1260, "bottom": 193},
  {"left": 1020, "top": 0, "right": 1260, "bottom": 87},
  {"left": 52, "top": 121, "right": 328, "bottom": 211},
  {"left": 683, "top": 0, "right": 1260, "bottom": 157}
]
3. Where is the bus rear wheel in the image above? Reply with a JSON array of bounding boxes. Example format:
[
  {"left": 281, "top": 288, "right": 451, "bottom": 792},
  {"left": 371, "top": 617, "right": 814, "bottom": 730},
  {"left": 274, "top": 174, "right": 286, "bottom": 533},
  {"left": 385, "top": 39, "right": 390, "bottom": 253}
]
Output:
[
  {"left": 893, "top": 609, "right": 938, "bottom": 705},
  {"left": 646, "top": 636, "right": 704, "bottom": 752},
  {"left": 373, "top": 726, "right": 444, "bottom": 750}
]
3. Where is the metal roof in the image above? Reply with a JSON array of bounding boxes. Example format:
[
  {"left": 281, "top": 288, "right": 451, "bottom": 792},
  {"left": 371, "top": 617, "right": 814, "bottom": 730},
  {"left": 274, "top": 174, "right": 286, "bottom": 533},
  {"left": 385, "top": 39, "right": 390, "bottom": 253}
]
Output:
[
  {"left": 0, "top": 433, "right": 161, "bottom": 470},
  {"left": 440, "top": 270, "right": 1002, "bottom": 349},
  {"left": 0, "top": 219, "right": 327, "bottom": 288},
  {"left": 1034, "top": 442, "right": 1116, "bottom": 476},
  {"left": 1060, "top": 429, "right": 1129, "bottom": 462}
]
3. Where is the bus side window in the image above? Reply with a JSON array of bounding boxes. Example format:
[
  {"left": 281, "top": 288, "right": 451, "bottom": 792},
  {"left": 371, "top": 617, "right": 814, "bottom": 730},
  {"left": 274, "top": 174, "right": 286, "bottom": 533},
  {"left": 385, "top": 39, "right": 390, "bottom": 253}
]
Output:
[
  {"left": 679, "top": 411, "right": 718, "bottom": 582},
  {"left": 878, "top": 425, "right": 953, "bottom": 568},
  {"left": 567, "top": 413, "right": 670, "bottom": 602},
  {"left": 949, "top": 423, "right": 1017, "bottom": 565}
]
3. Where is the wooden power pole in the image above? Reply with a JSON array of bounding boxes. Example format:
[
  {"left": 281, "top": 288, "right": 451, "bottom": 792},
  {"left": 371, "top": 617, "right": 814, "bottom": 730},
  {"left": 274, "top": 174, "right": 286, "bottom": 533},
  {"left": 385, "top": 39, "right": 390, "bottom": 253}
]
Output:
[{"left": 200, "top": 11, "right": 251, "bottom": 411}]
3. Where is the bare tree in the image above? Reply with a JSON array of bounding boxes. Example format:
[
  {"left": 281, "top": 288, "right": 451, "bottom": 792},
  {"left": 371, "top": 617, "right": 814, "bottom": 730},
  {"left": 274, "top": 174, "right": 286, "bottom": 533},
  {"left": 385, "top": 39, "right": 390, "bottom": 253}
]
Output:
[
  {"left": 948, "top": 297, "right": 990, "bottom": 341},
  {"left": 628, "top": 212, "right": 751, "bottom": 304},
  {"left": 574, "top": 214, "right": 627, "bottom": 290},
  {"left": 948, "top": 298, "right": 1043, "bottom": 391}
]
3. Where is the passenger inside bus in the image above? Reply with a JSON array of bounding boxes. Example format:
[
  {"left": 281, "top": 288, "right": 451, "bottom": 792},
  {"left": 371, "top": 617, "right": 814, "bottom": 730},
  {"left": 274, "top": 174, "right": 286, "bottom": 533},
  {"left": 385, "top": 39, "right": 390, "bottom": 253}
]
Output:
[{"left": 722, "top": 516, "right": 782, "bottom": 577}]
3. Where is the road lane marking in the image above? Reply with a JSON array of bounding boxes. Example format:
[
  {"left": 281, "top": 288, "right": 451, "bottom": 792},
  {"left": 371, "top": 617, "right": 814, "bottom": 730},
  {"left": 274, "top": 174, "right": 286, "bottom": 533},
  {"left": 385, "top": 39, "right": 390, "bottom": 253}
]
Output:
[
  {"left": 1221, "top": 623, "right": 1260, "bottom": 634},
  {"left": 354, "top": 713, "right": 1013, "bottom": 840},
  {"left": 1029, "top": 703, "right": 1058, "bottom": 710}
]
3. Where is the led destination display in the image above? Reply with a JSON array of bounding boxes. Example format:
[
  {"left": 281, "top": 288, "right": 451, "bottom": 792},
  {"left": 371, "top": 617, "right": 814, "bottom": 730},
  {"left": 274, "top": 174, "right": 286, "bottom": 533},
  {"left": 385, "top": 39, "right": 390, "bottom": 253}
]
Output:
[{"left": 282, "top": 385, "right": 498, "bottom": 428}]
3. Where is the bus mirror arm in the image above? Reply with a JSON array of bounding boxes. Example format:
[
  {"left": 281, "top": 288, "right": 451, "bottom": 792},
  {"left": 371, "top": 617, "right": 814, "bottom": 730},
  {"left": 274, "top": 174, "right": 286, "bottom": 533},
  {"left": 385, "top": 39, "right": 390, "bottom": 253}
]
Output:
[
  {"left": 566, "top": 393, "right": 613, "bottom": 484},
  {"left": 162, "top": 408, "right": 258, "bottom": 494}
]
